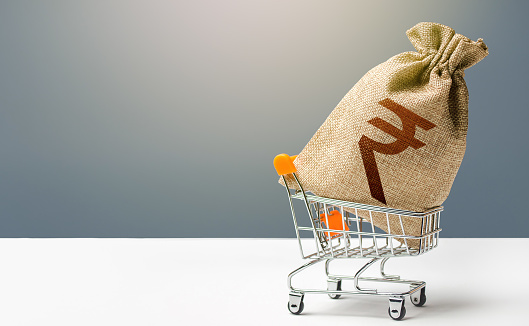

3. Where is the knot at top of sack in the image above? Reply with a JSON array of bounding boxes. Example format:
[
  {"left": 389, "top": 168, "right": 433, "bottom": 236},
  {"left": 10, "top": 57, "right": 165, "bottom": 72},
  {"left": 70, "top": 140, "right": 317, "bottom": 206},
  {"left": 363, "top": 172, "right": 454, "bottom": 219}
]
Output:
[{"left": 406, "top": 22, "right": 488, "bottom": 75}]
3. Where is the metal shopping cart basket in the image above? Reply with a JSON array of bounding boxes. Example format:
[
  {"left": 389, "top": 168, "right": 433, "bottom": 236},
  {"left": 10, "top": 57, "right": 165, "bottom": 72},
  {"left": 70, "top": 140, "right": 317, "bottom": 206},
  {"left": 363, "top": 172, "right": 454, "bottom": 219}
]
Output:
[{"left": 273, "top": 154, "right": 442, "bottom": 320}]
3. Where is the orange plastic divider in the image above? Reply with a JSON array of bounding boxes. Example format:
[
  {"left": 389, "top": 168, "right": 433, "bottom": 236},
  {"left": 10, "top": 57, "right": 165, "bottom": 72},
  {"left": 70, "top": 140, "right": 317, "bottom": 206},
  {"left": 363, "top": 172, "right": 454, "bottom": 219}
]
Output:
[
  {"left": 320, "top": 210, "right": 349, "bottom": 237},
  {"left": 273, "top": 154, "right": 297, "bottom": 176}
]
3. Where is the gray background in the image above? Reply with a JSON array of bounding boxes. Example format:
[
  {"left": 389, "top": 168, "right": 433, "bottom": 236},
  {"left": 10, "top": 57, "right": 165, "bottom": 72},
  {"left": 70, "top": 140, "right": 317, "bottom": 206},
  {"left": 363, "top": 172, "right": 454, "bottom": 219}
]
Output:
[{"left": 0, "top": 0, "right": 527, "bottom": 237}]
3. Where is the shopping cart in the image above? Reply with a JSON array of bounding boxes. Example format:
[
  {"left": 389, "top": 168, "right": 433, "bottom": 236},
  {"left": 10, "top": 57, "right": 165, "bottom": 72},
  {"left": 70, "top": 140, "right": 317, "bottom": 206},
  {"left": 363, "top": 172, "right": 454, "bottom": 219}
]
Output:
[{"left": 273, "top": 154, "right": 442, "bottom": 320}]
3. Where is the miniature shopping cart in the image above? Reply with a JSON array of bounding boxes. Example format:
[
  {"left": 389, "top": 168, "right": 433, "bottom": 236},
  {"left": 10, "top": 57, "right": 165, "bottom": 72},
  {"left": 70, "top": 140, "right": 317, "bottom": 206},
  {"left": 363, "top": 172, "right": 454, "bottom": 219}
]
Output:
[{"left": 273, "top": 154, "right": 442, "bottom": 320}]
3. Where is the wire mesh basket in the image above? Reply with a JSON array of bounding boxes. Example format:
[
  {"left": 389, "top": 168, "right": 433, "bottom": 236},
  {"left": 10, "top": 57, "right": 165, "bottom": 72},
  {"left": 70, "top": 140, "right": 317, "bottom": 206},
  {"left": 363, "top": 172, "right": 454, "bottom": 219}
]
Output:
[{"left": 274, "top": 153, "right": 443, "bottom": 320}]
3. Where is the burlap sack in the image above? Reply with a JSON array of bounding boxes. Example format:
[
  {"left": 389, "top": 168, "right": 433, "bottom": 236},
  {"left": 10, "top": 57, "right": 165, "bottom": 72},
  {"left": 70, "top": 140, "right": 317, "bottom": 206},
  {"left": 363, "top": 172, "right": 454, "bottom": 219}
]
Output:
[{"left": 282, "top": 22, "right": 488, "bottom": 248}]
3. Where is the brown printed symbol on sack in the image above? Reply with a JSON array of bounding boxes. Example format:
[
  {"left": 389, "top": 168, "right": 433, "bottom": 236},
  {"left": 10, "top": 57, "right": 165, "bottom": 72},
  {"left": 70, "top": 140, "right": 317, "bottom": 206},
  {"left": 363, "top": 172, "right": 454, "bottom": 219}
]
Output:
[{"left": 359, "top": 98, "right": 436, "bottom": 205}]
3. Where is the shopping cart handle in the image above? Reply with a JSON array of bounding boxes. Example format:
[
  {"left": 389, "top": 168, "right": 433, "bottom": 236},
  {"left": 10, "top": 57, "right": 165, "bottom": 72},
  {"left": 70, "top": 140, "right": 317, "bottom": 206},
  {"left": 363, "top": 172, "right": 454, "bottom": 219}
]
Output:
[{"left": 274, "top": 154, "right": 298, "bottom": 176}]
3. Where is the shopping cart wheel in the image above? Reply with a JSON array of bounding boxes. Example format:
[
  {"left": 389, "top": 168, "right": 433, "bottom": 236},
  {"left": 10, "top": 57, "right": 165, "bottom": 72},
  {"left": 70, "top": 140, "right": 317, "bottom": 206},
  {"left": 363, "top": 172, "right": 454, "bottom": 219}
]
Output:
[
  {"left": 288, "top": 293, "right": 304, "bottom": 315},
  {"left": 287, "top": 301, "right": 304, "bottom": 315},
  {"left": 388, "top": 297, "right": 406, "bottom": 320},
  {"left": 327, "top": 279, "right": 342, "bottom": 299},
  {"left": 411, "top": 287, "right": 426, "bottom": 307}
]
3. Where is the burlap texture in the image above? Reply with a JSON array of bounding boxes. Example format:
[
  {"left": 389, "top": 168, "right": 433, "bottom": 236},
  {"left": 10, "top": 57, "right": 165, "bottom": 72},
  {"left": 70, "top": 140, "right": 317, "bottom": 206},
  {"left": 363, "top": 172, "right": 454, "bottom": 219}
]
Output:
[{"left": 281, "top": 22, "right": 488, "bottom": 247}]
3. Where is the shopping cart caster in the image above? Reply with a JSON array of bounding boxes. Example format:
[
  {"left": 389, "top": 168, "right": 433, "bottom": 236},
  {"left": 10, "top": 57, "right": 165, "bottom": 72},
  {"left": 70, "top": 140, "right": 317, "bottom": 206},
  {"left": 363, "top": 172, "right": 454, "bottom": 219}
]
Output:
[
  {"left": 288, "top": 293, "right": 304, "bottom": 315},
  {"left": 411, "top": 287, "right": 426, "bottom": 307},
  {"left": 388, "top": 297, "right": 406, "bottom": 320},
  {"left": 327, "top": 279, "right": 342, "bottom": 299}
]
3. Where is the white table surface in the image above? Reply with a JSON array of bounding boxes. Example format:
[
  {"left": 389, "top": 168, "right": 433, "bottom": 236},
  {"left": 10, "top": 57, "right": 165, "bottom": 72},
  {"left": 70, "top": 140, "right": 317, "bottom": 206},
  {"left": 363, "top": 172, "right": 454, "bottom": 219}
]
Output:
[{"left": 0, "top": 238, "right": 527, "bottom": 325}]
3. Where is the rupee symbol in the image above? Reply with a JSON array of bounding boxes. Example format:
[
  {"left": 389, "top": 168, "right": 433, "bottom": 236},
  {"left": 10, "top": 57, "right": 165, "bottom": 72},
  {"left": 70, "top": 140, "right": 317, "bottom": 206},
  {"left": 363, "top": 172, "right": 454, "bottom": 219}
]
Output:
[{"left": 358, "top": 98, "right": 436, "bottom": 204}]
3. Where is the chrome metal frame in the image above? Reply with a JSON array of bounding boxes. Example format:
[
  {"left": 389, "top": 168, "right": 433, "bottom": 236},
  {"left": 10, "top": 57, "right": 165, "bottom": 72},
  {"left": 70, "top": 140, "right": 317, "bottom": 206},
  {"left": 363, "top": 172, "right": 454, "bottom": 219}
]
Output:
[{"left": 282, "top": 172, "right": 442, "bottom": 319}]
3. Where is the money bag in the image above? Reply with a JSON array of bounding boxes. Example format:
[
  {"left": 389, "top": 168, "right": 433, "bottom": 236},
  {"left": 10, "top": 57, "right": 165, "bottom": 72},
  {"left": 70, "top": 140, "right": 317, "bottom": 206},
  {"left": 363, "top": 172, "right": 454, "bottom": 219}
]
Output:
[{"left": 282, "top": 22, "right": 488, "bottom": 247}]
